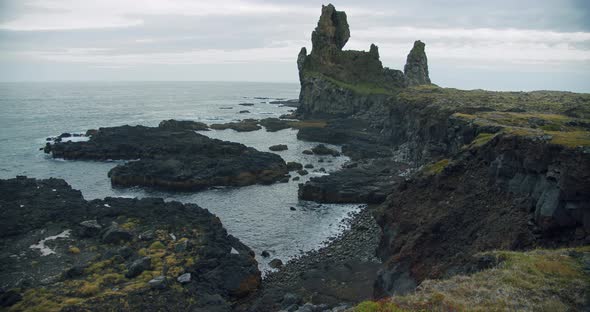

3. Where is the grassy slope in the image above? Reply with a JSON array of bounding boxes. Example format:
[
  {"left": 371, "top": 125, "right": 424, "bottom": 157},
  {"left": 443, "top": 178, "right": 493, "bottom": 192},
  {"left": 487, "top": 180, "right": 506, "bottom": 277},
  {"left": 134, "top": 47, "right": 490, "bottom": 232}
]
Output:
[{"left": 354, "top": 247, "right": 590, "bottom": 312}]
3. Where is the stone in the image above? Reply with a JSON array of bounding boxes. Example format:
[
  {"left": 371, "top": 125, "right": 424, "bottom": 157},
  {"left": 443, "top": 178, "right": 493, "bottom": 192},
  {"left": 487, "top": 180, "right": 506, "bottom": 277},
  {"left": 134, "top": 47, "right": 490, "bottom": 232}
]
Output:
[
  {"left": 290, "top": 207, "right": 297, "bottom": 211},
  {"left": 126, "top": 257, "right": 151, "bottom": 278},
  {"left": 269, "top": 144, "right": 289, "bottom": 151},
  {"left": 118, "top": 246, "right": 134, "bottom": 259},
  {"left": 261, "top": 250, "right": 271, "bottom": 258},
  {"left": 148, "top": 276, "right": 166, "bottom": 289},
  {"left": 63, "top": 265, "right": 86, "bottom": 278},
  {"left": 158, "top": 119, "right": 208, "bottom": 131},
  {"left": 287, "top": 162, "right": 303, "bottom": 171},
  {"left": 177, "top": 273, "right": 191, "bottom": 284},
  {"left": 302, "top": 150, "right": 313, "bottom": 155},
  {"left": 404, "top": 40, "right": 431, "bottom": 86},
  {"left": 304, "top": 164, "right": 314, "bottom": 169},
  {"left": 292, "top": 177, "right": 300, "bottom": 181},
  {"left": 311, "top": 144, "right": 340, "bottom": 156},
  {"left": 239, "top": 110, "right": 250, "bottom": 114},
  {"left": 297, "top": 170, "right": 309, "bottom": 176},
  {"left": 102, "top": 225, "right": 133, "bottom": 244},
  {"left": 282, "top": 293, "right": 301, "bottom": 306},
  {"left": 78, "top": 220, "right": 102, "bottom": 237},
  {"left": 269, "top": 258, "right": 283, "bottom": 269}
]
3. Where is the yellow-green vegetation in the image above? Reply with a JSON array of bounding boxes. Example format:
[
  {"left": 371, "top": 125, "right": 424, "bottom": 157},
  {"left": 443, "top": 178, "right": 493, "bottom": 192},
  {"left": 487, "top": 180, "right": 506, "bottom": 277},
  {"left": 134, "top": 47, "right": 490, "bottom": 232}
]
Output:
[
  {"left": 546, "top": 130, "right": 590, "bottom": 148},
  {"left": 305, "top": 71, "right": 398, "bottom": 95},
  {"left": 468, "top": 132, "right": 497, "bottom": 148},
  {"left": 120, "top": 218, "right": 140, "bottom": 230},
  {"left": 9, "top": 228, "right": 197, "bottom": 312},
  {"left": 354, "top": 300, "right": 410, "bottom": 312},
  {"left": 399, "top": 85, "right": 590, "bottom": 118},
  {"left": 422, "top": 159, "right": 450, "bottom": 176},
  {"left": 357, "top": 247, "right": 590, "bottom": 312},
  {"left": 452, "top": 111, "right": 590, "bottom": 148},
  {"left": 287, "top": 120, "right": 328, "bottom": 129},
  {"left": 68, "top": 246, "right": 81, "bottom": 254},
  {"left": 149, "top": 240, "right": 166, "bottom": 250}
]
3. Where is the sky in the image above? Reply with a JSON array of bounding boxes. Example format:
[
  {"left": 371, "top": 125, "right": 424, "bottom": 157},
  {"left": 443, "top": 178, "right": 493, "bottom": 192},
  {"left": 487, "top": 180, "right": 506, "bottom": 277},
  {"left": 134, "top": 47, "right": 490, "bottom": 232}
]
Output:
[{"left": 0, "top": 0, "right": 589, "bottom": 92}]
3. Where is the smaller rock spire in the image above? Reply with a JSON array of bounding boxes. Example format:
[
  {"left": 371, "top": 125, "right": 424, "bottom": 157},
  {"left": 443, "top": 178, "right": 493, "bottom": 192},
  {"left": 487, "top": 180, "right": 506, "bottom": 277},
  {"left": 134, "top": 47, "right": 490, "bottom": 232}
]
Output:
[{"left": 404, "top": 40, "right": 431, "bottom": 86}]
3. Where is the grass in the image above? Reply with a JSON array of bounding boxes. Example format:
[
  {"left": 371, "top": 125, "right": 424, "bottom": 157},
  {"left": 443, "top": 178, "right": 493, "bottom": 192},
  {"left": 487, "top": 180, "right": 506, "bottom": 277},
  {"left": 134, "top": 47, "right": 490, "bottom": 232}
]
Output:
[
  {"left": 422, "top": 159, "right": 450, "bottom": 176},
  {"left": 452, "top": 111, "right": 590, "bottom": 148},
  {"left": 304, "top": 71, "right": 398, "bottom": 95},
  {"left": 356, "top": 247, "right": 590, "bottom": 312},
  {"left": 397, "top": 86, "right": 590, "bottom": 118}
]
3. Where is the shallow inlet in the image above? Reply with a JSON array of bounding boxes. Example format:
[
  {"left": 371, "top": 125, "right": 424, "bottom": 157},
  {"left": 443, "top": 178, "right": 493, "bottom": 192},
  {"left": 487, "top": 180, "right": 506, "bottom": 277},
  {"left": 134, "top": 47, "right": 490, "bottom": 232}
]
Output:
[{"left": 0, "top": 81, "right": 364, "bottom": 273}]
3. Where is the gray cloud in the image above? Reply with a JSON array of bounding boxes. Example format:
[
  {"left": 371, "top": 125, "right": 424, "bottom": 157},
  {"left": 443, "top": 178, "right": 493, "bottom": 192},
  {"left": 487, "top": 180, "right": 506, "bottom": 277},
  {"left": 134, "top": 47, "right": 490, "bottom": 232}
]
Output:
[{"left": 0, "top": 0, "right": 588, "bottom": 92}]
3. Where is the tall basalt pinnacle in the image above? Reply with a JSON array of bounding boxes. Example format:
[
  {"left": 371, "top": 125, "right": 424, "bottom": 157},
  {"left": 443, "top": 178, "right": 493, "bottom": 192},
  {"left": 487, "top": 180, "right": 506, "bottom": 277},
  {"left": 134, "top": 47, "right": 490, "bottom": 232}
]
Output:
[
  {"left": 311, "top": 4, "right": 350, "bottom": 52},
  {"left": 404, "top": 40, "right": 431, "bottom": 86}
]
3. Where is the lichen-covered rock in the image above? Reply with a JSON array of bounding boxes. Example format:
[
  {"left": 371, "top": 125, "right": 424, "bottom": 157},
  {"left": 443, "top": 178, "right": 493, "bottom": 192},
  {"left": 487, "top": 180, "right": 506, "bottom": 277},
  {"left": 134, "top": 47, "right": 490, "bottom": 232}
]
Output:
[
  {"left": 404, "top": 40, "right": 431, "bottom": 86},
  {"left": 0, "top": 177, "right": 261, "bottom": 311}
]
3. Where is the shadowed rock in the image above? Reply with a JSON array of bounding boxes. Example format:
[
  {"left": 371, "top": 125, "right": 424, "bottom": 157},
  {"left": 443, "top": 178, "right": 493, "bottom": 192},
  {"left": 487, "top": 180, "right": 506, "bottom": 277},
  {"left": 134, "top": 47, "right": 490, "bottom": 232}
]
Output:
[{"left": 404, "top": 40, "right": 431, "bottom": 86}]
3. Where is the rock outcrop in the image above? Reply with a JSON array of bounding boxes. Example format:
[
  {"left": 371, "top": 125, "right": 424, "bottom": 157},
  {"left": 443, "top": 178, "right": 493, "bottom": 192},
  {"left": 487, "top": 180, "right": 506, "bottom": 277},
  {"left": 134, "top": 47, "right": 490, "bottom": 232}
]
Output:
[
  {"left": 296, "top": 4, "right": 431, "bottom": 118},
  {"left": 43, "top": 122, "right": 289, "bottom": 190},
  {"left": 404, "top": 40, "right": 431, "bottom": 86},
  {"left": 0, "top": 177, "right": 260, "bottom": 311},
  {"left": 292, "top": 3, "right": 590, "bottom": 307}
]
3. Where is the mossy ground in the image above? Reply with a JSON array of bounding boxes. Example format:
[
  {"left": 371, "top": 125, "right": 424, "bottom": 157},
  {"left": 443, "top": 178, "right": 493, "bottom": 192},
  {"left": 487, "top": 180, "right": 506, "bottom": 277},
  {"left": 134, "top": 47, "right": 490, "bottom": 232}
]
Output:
[
  {"left": 421, "top": 159, "right": 450, "bottom": 176},
  {"left": 7, "top": 223, "right": 199, "bottom": 312},
  {"left": 354, "top": 247, "right": 590, "bottom": 312},
  {"left": 305, "top": 71, "right": 398, "bottom": 95},
  {"left": 453, "top": 111, "right": 590, "bottom": 148}
]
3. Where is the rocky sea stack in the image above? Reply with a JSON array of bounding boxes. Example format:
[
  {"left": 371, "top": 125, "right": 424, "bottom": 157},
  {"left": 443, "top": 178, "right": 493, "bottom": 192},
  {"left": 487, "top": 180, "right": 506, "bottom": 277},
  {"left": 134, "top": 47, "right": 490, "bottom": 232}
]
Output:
[{"left": 296, "top": 4, "right": 431, "bottom": 118}]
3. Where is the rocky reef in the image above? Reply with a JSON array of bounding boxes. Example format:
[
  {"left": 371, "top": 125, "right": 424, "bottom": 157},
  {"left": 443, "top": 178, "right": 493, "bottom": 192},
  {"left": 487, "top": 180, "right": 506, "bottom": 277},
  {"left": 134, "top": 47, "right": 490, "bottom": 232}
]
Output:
[
  {"left": 0, "top": 177, "right": 260, "bottom": 311},
  {"left": 43, "top": 121, "right": 289, "bottom": 191}
]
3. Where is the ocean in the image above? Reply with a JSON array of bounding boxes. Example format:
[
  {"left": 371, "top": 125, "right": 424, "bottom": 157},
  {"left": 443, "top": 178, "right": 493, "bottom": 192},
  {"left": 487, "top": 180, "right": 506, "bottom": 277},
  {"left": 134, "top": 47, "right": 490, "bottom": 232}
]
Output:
[{"left": 0, "top": 81, "right": 364, "bottom": 273}]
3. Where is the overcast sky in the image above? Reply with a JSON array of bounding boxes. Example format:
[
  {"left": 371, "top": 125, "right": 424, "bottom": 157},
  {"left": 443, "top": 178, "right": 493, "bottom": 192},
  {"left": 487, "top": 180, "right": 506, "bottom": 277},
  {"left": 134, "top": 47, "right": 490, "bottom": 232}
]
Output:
[{"left": 0, "top": 0, "right": 589, "bottom": 92}]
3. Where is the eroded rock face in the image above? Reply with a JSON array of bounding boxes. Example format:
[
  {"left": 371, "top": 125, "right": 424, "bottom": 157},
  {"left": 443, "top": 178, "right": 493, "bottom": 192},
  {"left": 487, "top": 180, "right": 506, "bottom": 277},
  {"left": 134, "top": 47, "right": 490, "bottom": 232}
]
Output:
[
  {"left": 44, "top": 123, "right": 288, "bottom": 191},
  {"left": 296, "top": 4, "right": 430, "bottom": 119},
  {"left": 0, "top": 177, "right": 261, "bottom": 311},
  {"left": 404, "top": 40, "right": 431, "bottom": 86}
]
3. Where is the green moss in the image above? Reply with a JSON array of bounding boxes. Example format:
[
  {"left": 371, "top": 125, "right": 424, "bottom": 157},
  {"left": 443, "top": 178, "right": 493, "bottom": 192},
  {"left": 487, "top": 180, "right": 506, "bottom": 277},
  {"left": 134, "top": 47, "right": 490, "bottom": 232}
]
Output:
[
  {"left": 149, "top": 241, "right": 166, "bottom": 250},
  {"left": 546, "top": 130, "right": 590, "bottom": 147},
  {"left": 468, "top": 132, "right": 497, "bottom": 149},
  {"left": 354, "top": 300, "right": 409, "bottom": 312},
  {"left": 305, "top": 71, "right": 398, "bottom": 95},
  {"left": 384, "top": 247, "right": 589, "bottom": 311},
  {"left": 422, "top": 159, "right": 450, "bottom": 176}
]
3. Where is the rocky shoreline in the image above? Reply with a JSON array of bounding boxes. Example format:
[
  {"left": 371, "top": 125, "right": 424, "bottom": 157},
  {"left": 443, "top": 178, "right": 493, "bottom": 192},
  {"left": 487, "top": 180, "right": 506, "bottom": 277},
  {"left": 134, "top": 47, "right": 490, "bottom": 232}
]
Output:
[{"left": 241, "top": 205, "right": 381, "bottom": 312}]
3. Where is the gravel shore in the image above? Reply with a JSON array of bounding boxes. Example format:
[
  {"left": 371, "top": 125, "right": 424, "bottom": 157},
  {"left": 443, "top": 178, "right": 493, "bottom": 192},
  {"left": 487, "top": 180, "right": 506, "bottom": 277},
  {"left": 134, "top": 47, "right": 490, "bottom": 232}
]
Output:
[{"left": 240, "top": 205, "right": 382, "bottom": 311}]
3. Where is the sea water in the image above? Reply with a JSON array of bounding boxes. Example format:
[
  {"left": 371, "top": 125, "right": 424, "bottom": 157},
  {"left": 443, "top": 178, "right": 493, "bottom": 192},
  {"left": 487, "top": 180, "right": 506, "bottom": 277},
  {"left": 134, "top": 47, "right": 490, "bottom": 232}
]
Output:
[{"left": 0, "top": 81, "right": 364, "bottom": 273}]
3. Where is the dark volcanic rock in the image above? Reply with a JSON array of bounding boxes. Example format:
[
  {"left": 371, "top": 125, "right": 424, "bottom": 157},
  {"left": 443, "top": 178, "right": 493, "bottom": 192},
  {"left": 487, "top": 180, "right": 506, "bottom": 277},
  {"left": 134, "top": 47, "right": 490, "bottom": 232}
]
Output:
[
  {"left": 299, "top": 159, "right": 408, "bottom": 204},
  {"left": 269, "top": 258, "right": 283, "bottom": 269},
  {"left": 44, "top": 124, "right": 288, "bottom": 191},
  {"left": 210, "top": 119, "right": 261, "bottom": 132},
  {"left": 269, "top": 99, "right": 300, "bottom": 107},
  {"left": 404, "top": 40, "right": 431, "bottom": 86},
  {"left": 259, "top": 118, "right": 291, "bottom": 132},
  {"left": 269, "top": 144, "right": 288, "bottom": 151},
  {"left": 0, "top": 177, "right": 261, "bottom": 311},
  {"left": 158, "top": 119, "right": 209, "bottom": 131},
  {"left": 311, "top": 144, "right": 340, "bottom": 156},
  {"left": 102, "top": 224, "right": 133, "bottom": 244},
  {"left": 286, "top": 162, "right": 303, "bottom": 171}
]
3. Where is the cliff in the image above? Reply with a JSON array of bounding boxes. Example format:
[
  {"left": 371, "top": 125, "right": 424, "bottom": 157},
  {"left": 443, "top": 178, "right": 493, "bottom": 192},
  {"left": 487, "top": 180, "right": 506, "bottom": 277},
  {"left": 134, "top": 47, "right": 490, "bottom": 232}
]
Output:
[{"left": 294, "top": 3, "right": 590, "bottom": 308}]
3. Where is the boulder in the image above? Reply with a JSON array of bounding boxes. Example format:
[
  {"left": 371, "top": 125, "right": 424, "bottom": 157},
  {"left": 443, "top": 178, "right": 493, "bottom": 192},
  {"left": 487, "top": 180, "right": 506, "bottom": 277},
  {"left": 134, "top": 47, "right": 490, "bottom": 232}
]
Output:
[
  {"left": 269, "top": 258, "right": 283, "bottom": 269},
  {"left": 148, "top": 276, "right": 167, "bottom": 289},
  {"left": 102, "top": 225, "right": 133, "bottom": 244},
  {"left": 311, "top": 144, "right": 340, "bottom": 156},
  {"left": 269, "top": 144, "right": 288, "bottom": 151},
  {"left": 158, "top": 119, "right": 209, "bottom": 131},
  {"left": 177, "top": 273, "right": 191, "bottom": 284},
  {"left": 126, "top": 257, "right": 151, "bottom": 278},
  {"left": 287, "top": 162, "right": 303, "bottom": 171}
]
